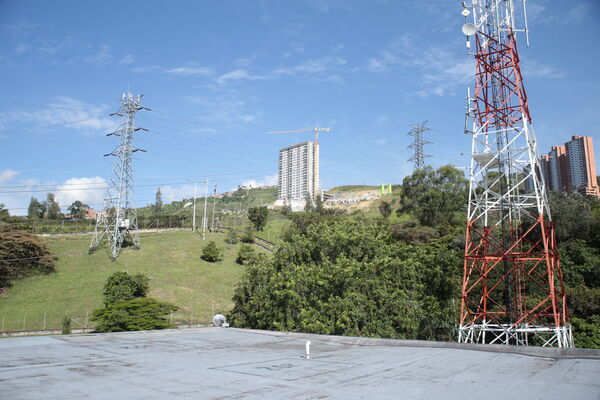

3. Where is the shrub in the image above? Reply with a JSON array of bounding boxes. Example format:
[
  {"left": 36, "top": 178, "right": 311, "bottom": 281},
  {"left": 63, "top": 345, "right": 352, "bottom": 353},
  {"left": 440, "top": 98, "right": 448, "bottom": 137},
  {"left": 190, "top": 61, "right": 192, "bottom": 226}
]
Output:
[
  {"left": 240, "top": 227, "right": 255, "bottom": 243},
  {"left": 61, "top": 315, "right": 72, "bottom": 335},
  {"left": 201, "top": 241, "right": 222, "bottom": 262},
  {"left": 91, "top": 298, "right": 177, "bottom": 333},
  {"left": 102, "top": 271, "right": 149, "bottom": 306},
  {"left": 236, "top": 244, "right": 256, "bottom": 265},
  {"left": 225, "top": 229, "right": 239, "bottom": 244},
  {"left": 0, "top": 231, "right": 55, "bottom": 288}
]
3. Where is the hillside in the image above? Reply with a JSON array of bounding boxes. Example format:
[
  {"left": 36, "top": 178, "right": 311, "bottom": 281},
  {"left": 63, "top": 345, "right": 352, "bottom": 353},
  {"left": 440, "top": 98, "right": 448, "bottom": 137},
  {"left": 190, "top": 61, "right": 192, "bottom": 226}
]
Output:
[{"left": 0, "top": 230, "right": 252, "bottom": 332}]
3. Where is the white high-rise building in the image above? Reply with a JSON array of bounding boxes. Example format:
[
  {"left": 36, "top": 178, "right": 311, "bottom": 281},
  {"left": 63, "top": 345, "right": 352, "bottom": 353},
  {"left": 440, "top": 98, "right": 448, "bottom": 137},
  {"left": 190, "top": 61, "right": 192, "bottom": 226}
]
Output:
[{"left": 277, "top": 141, "right": 319, "bottom": 201}]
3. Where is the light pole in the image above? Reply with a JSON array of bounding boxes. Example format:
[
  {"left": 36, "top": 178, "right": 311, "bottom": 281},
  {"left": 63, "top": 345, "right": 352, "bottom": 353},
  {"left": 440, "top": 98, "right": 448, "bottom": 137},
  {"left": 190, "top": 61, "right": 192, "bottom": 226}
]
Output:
[
  {"left": 211, "top": 184, "right": 217, "bottom": 231},
  {"left": 202, "top": 179, "right": 209, "bottom": 239},
  {"left": 192, "top": 182, "right": 197, "bottom": 231}
]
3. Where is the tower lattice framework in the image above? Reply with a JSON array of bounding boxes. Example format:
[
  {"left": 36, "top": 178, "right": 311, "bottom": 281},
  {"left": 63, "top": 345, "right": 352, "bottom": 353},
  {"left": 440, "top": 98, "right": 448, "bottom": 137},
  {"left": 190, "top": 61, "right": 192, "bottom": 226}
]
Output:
[
  {"left": 89, "top": 92, "right": 148, "bottom": 261},
  {"left": 407, "top": 121, "right": 431, "bottom": 171},
  {"left": 458, "top": 0, "right": 572, "bottom": 347}
]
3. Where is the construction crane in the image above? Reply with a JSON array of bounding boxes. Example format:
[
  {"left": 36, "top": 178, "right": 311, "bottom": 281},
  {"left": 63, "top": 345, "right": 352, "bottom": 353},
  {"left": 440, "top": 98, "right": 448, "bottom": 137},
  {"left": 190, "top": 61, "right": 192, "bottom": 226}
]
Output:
[{"left": 266, "top": 126, "right": 330, "bottom": 145}]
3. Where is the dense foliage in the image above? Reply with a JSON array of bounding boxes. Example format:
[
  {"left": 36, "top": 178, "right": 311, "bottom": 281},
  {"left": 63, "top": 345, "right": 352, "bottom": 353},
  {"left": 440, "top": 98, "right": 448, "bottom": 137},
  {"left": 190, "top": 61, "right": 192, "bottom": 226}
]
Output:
[
  {"left": 92, "top": 272, "right": 177, "bottom": 332},
  {"left": 0, "top": 231, "right": 55, "bottom": 288},
  {"left": 201, "top": 241, "right": 223, "bottom": 262},
  {"left": 91, "top": 298, "right": 177, "bottom": 333},
  {"left": 248, "top": 206, "right": 268, "bottom": 231},
  {"left": 236, "top": 244, "right": 256, "bottom": 265},
  {"left": 102, "top": 271, "right": 149, "bottom": 306},
  {"left": 229, "top": 214, "right": 461, "bottom": 341}
]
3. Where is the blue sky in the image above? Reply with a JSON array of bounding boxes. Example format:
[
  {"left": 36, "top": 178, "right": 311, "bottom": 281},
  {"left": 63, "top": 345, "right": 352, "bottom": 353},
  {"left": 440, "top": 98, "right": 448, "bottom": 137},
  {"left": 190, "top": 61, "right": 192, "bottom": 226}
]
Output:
[{"left": 1, "top": 0, "right": 599, "bottom": 215}]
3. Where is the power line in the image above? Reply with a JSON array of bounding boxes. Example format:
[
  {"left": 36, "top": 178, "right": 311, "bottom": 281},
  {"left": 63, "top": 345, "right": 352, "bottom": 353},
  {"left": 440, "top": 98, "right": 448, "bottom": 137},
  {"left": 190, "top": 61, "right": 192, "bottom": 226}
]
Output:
[{"left": 407, "top": 121, "right": 431, "bottom": 171}]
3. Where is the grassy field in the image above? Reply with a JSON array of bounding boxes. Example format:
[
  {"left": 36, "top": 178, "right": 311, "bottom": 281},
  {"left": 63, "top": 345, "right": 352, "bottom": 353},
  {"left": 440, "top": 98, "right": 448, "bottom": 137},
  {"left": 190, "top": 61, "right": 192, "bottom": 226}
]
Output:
[{"left": 0, "top": 230, "right": 250, "bottom": 332}]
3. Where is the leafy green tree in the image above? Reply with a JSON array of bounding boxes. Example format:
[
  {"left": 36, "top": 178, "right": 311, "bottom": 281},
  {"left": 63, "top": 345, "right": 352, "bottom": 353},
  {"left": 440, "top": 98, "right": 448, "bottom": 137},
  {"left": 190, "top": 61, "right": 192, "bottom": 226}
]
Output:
[
  {"left": 229, "top": 216, "right": 460, "bottom": 341},
  {"left": 0, "top": 203, "right": 9, "bottom": 220},
  {"left": 27, "top": 197, "right": 45, "bottom": 220},
  {"left": 399, "top": 165, "right": 467, "bottom": 226},
  {"left": 102, "top": 271, "right": 149, "bottom": 306},
  {"left": 201, "top": 241, "right": 223, "bottom": 262},
  {"left": 0, "top": 231, "right": 56, "bottom": 288},
  {"left": 549, "top": 192, "right": 592, "bottom": 244},
  {"left": 378, "top": 200, "right": 392, "bottom": 218},
  {"left": 68, "top": 200, "right": 89, "bottom": 219},
  {"left": 236, "top": 244, "right": 256, "bottom": 265},
  {"left": 44, "top": 193, "right": 61, "bottom": 220},
  {"left": 248, "top": 206, "right": 268, "bottom": 231},
  {"left": 304, "top": 193, "right": 315, "bottom": 213},
  {"left": 315, "top": 195, "right": 324, "bottom": 214},
  {"left": 91, "top": 298, "right": 177, "bottom": 333},
  {"left": 155, "top": 187, "right": 163, "bottom": 213}
]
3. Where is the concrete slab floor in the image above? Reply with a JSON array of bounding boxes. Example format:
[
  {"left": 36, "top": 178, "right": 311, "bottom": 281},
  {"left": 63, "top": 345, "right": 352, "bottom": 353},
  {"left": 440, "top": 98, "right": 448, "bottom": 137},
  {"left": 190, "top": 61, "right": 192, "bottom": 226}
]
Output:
[{"left": 1, "top": 327, "right": 599, "bottom": 399}]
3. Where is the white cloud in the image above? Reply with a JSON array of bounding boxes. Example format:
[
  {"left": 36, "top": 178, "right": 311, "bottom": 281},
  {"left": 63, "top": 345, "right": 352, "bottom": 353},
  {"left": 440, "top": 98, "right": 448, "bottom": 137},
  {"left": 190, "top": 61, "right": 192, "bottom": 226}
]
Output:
[
  {"left": 275, "top": 56, "right": 347, "bottom": 75},
  {"left": 0, "top": 169, "right": 19, "bottom": 184},
  {"left": 216, "top": 69, "right": 268, "bottom": 85},
  {"left": 240, "top": 174, "right": 278, "bottom": 189},
  {"left": 131, "top": 65, "right": 161, "bottom": 73},
  {"left": 119, "top": 54, "right": 135, "bottom": 65},
  {"left": 522, "top": 60, "right": 566, "bottom": 80},
  {"left": 0, "top": 96, "right": 119, "bottom": 135},
  {"left": 164, "top": 66, "right": 213, "bottom": 76},
  {"left": 54, "top": 176, "right": 107, "bottom": 210},
  {"left": 184, "top": 93, "right": 261, "bottom": 126},
  {"left": 85, "top": 44, "right": 112, "bottom": 65},
  {"left": 375, "top": 115, "right": 389, "bottom": 125},
  {"left": 374, "top": 138, "right": 387, "bottom": 145},
  {"left": 161, "top": 184, "right": 196, "bottom": 203}
]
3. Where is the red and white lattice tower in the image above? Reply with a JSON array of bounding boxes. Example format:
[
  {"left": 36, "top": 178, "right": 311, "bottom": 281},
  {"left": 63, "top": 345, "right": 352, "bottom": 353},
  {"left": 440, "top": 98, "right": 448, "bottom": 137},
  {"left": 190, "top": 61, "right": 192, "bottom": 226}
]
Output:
[{"left": 458, "top": 0, "right": 573, "bottom": 347}]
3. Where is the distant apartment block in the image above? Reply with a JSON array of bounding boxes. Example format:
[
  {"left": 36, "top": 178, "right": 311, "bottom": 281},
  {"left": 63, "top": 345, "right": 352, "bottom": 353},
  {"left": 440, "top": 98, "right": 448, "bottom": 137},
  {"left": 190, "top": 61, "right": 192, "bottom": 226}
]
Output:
[
  {"left": 540, "top": 135, "right": 599, "bottom": 197},
  {"left": 277, "top": 141, "right": 319, "bottom": 201}
]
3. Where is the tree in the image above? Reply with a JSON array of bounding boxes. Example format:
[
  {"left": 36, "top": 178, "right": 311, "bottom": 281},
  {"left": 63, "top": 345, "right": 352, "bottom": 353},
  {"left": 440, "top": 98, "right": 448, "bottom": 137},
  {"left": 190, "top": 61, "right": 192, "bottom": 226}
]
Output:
[
  {"left": 304, "top": 193, "right": 315, "bottom": 213},
  {"left": 548, "top": 191, "right": 592, "bottom": 244},
  {"left": 236, "top": 244, "right": 256, "bottom": 265},
  {"left": 0, "top": 231, "right": 56, "bottom": 288},
  {"left": 248, "top": 206, "right": 268, "bottom": 231},
  {"left": 91, "top": 298, "right": 177, "bottom": 333},
  {"left": 225, "top": 229, "right": 239, "bottom": 244},
  {"left": 62, "top": 315, "right": 72, "bottom": 335},
  {"left": 378, "top": 201, "right": 392, "bottom": 218},
  {"left": 399, "top": 165, "right": 467, "bottom": 226},
  {"left": 27, "top": 197, "right": 45, "bottom": 220},
  {"left": 201, "top": 241, "right": 223, "bottom": 262},
  {"left": 155, "top": 188, "right": 163, "bottom": 213},
  {"left": 102, "top": 271, "right": 149, "bottom": 306},
  {"left": 229, "top": 215, "right": 461, "bottom": 341},
  {"left": 68, "top": 200, "right": 89, "bottom": 219},
  {"left": 0, "top": 203, "right": 9, "bottom": 221},
  {"left": 315, "top": 195, "right": 324, "bottom": 214},
  {"left": 44, "top": 193, "right": 61, "bottom": 220}
]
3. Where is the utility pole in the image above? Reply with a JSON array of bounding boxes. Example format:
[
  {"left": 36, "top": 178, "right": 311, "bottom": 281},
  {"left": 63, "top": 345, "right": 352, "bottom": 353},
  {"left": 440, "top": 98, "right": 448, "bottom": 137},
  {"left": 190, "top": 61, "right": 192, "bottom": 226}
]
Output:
[
  {"left": 202, "top": 179, "right": 209, "bottom": 239},
  {"left": 89, "top": 92, "right": 148, "bottom": 261},
  {"left": 407, "top": 121, "right": 431, "bottom": 171},
  {"left": 458, "top": 1, "right": 571, "bottom": 347},
  {"left": 192, "top": 182, "right": 197, "bottom": 231},
  {"left": 211, "top": 184, "right": 217, "bottom": 231}
]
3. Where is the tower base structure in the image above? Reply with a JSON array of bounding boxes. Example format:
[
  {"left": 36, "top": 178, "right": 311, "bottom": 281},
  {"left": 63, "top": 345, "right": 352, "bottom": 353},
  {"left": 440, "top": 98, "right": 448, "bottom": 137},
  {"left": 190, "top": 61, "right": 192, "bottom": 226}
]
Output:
[{"left": 458, "top": 323, "right": 573, "bottom": 348}]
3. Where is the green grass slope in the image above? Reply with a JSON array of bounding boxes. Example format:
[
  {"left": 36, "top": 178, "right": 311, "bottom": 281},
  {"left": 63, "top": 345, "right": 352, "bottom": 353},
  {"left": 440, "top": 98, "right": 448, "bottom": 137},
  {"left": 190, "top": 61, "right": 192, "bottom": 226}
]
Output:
[{"left": 0, "top": 231, "right": 248, "bottom": 332}]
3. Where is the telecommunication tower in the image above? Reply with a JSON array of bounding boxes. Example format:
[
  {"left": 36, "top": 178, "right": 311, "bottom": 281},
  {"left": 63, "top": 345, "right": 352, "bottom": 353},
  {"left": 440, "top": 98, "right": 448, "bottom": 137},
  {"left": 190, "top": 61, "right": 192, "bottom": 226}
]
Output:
[
  {"left": 458, "top": 1, "right": 572, "bottom": 347},
  {"left": 89, "top": 92, "right": 149, "bottom": 261},
  {"left": 407, "top": 121, "right": 431, "bottom": 171}
]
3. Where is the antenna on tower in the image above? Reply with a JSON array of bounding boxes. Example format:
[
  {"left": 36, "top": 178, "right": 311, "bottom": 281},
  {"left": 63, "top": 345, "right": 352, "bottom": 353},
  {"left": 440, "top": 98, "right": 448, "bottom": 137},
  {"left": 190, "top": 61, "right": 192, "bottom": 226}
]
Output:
[
  {"left": 407, "top": 121, "right": 431, "bottom": 171},
  {"left": 458, "top": 1, "right": 571, "bottom": 347},
  {"left": 89, "top": 92, "right": 149, "bottom": 261}
]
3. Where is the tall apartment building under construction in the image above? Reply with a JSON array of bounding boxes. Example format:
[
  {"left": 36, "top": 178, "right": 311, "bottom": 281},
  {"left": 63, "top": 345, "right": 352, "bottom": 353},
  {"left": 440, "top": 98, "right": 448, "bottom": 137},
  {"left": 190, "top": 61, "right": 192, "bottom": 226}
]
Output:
[
  {"left": 540, "top": 135, "right": 599, "bottom": 197},
  {"left": 277, "top": 141, "right": 319, "bottom": 202}
]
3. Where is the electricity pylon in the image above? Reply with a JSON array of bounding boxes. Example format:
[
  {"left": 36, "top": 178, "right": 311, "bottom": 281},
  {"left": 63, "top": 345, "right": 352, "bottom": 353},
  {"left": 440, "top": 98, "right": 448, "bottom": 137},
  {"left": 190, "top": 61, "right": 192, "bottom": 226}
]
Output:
[
  {"left": 407, "top": 121, "right": 431, "bottom": 171},
  {"left": 458, "top": 1, "right": 572, "bottom": 347},
  {"left": 89, "top": 92, "right": 149, "bottom": 261}
]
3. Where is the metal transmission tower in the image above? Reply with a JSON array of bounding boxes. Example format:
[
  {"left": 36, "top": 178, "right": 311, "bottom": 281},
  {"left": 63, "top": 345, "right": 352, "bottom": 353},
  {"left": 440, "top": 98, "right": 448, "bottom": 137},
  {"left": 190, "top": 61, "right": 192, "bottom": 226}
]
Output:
[
  {"left": 407, "top": 121, "right": 431, "bottom": 171},
  {"left": 89, "top": 92, "right": 149, "bottom": 261},
  {"left": 458, "top": 1, "right": 572, "bottom": 347}
]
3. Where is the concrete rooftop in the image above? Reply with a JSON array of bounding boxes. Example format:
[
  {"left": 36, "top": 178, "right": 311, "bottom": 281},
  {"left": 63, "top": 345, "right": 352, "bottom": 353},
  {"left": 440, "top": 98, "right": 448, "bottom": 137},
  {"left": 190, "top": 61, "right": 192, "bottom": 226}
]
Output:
[{"left": 1, "top": 327, "right": 599, "bottom": 399}]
